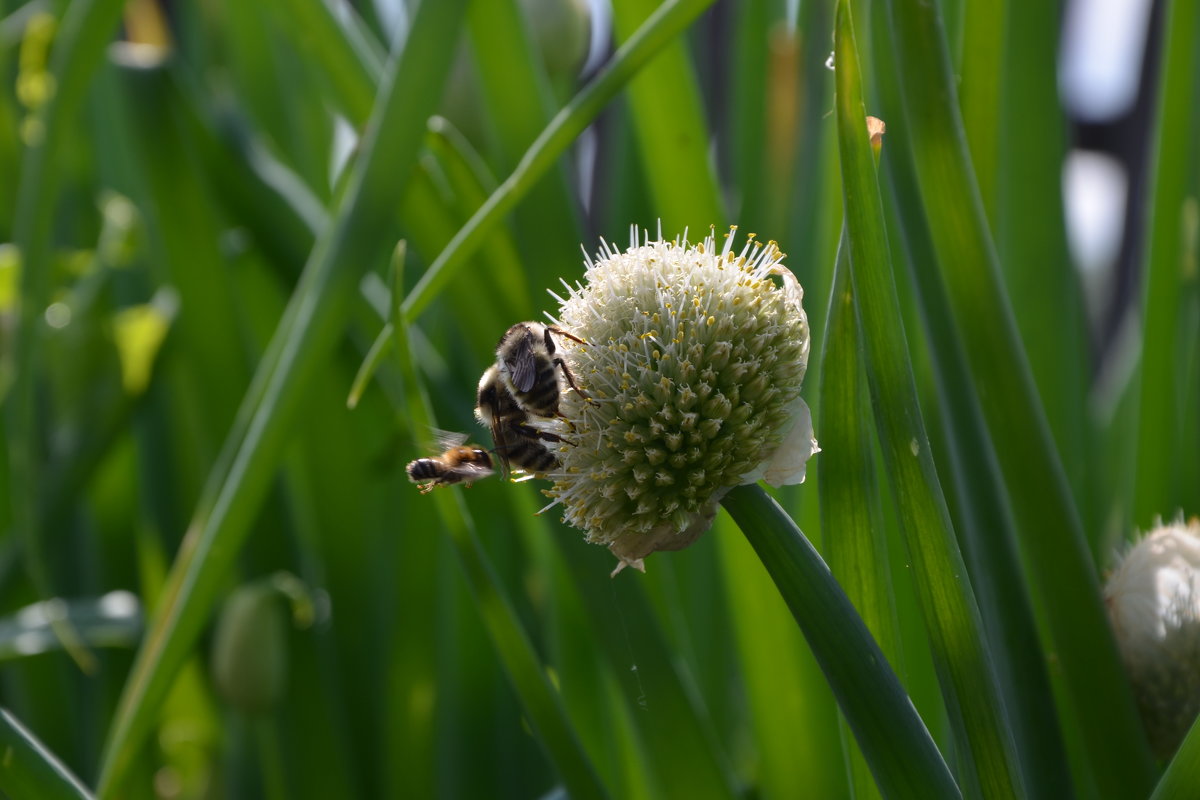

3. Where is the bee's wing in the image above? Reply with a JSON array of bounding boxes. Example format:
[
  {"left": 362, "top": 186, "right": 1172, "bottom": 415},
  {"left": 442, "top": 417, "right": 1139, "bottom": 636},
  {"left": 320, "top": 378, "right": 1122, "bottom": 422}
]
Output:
[
  {"left": 490, "top": 423, "right": 514, "bottom": 479},
  {"left": 477, "top": 405, "right": 512, "bottom": 478},
  {"left": 504, "top": 329, "right": 539, "bottom": 393},
  {"left": 454, "top": 459, "right": 495, "bottom": 482},
  {"left": 428, "top": 427, "right": 469, "bottom": 453}
]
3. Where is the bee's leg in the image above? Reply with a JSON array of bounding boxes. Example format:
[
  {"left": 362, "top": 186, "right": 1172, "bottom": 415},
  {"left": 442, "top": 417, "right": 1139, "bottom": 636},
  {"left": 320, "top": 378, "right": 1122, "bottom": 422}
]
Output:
[
  {"left": 551, "top": 357, "right": 593, "bottom": 402},
  {"left": 418, "top": 481, "right": 437, "bottom": 494},
  {"left": 511, "top": 420, "right": 577, "bottom": 447},
  {"left": 546, "top": 325, "right": 588, "bottom": 347},
  {"left": 544, "top": 326, "right": 595, "bottom": 404}
]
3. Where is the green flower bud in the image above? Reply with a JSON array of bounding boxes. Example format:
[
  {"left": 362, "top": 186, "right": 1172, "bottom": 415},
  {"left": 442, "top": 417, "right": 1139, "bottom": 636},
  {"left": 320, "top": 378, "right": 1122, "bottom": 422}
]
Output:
[
  {"left": 543, "top": 227, "right": 818, "bottom": 573},
  {"left": 211, "top": 584, "right": 288, "bottom": 716}
]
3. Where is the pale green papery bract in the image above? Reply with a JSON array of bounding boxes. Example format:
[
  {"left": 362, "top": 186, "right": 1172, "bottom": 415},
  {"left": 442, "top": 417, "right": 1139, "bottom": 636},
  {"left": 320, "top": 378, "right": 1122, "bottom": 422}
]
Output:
[{"left": 542, "top": 227, "right": 817, "bottom": 573}]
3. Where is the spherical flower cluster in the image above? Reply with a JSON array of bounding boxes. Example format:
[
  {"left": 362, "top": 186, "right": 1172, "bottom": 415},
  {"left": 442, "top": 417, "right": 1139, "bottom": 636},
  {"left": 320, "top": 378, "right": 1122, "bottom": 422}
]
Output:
[
  {"left": 1104, "top": 516, "right": 1200, "bottom": 758},
  {"left": 542, "top": 227, "right": 817, "bottom": 573}
]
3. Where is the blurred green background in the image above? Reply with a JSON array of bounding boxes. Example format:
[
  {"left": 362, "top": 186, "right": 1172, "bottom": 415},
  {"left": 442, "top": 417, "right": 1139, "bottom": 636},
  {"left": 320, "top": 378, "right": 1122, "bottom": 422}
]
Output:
[{"left": 0, "top": 0, "right": 1196, "bottom": 798}]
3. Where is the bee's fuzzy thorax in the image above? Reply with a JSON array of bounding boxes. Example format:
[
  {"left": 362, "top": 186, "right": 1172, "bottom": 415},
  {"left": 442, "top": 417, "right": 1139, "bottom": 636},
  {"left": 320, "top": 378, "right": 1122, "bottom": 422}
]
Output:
[{"left": 542, "top": 226, "right": 817, "bottom": 572}]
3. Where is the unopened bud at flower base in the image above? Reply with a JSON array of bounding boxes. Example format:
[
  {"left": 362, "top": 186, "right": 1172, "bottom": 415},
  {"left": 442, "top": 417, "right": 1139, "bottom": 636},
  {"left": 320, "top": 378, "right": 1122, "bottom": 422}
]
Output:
[{"left": 1104, "top": 516, "right": 1200, "bottom": 759}]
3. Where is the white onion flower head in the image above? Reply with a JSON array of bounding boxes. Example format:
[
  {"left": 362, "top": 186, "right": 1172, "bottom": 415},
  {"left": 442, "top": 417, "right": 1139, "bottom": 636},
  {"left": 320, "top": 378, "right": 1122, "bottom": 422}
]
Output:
[
  {"left": 543, "top": 227, "right": 817, "bottom": 573},
  {"left": 1104, "top": 516, "right": 1200, "bottom": 758}
]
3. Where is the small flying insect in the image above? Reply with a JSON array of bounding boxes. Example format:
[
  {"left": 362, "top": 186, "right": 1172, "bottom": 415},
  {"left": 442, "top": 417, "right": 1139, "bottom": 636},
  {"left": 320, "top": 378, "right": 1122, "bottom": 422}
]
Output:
[
  {"left": 406, "top": 431, "right": 495, "bottom": 493},
  {"left": 476, "top": 364, "right": 573, "bottom": 478},
  {"left": 495, "top": 322, "right": 590, "bottom": 420}
]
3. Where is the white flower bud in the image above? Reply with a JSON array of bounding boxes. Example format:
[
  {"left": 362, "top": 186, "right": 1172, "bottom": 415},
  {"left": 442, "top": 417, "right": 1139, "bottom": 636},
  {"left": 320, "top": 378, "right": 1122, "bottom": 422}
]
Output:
[
  {"left": 1104, "top": 516, "right": 1200, "bottom": 758},
  {"left": 542, "top": 227, "right": 817, "bottom": 573}
]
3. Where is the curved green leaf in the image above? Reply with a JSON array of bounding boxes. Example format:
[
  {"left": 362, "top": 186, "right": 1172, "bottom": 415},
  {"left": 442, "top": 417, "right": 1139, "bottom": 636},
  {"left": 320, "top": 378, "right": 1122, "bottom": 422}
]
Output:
[
  {"left": 819, "top": 230, "right": 902, "bottom": 800},
  {"left": 834, "top": 4, "right": 1024, "bottom": 797},
  {"left": 1151, "top": 716, "right": 1200, "bottom": 800},
  {"left": 1133, "top": 0, "right": 1200, "bottom": 526},
  {"left": 722, "top": 484, "right": 959, "bottom": 800}
]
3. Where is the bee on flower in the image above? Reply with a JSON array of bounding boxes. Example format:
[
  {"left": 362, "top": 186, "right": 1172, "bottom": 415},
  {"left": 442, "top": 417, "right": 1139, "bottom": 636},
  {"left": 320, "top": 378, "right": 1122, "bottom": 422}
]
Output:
[{"left": 537, "top": 226, "right": 818, "bottom": 574}]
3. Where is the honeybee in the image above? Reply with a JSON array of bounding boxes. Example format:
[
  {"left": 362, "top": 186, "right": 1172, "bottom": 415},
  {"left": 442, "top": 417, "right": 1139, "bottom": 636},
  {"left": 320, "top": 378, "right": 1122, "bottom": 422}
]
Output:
[
  {"left": 475, "top": 364, "right": 572, "bottom": 478},
  {"left": 495, "top": 322, "right": 590, "bottom": 419},
  {"left": 406, "top": 431, "right": 495, "bottom": 493}
]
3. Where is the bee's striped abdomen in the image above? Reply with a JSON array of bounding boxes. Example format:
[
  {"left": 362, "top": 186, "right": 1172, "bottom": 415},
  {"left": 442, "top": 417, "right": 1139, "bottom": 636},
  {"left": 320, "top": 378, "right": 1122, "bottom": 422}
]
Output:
[{"left": 407, "top": 458, "right": 443, "bottom": 482}]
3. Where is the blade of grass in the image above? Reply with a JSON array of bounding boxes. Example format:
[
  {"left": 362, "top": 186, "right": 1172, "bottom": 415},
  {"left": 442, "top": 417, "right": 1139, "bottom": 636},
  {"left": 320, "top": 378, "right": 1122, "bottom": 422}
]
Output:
[
  {"left": 168, "top": 60, "right": 327, "bottom": 268},
  {"left": 727, "top": 0, "right": 769, "bottom": 229},
  {"left": 349, "top": 122, "right": 533, "bottom": 405},
  {"left": 543, "top": 521, "right": 740, "bottom": 799},
  {"left": 268, "top": 0, "right": 383, "bottom": 126},
  {"left": 819, "top": 228, "right": 903, "bottom": 800},
  {"left": 0, "top": 707, "right": 94, "bottom": 800},
  {"left": 402, "top": 0, "right": 718, "bottom": 321},
  {"left": 996, "top": 0, "right": 1089, "bottom": 526},
  {"left": 465, "top": 0, "right": 584, "bottom": 282},
  {"left": 219, "top": 2, "right": 333, "bottom": 196},
  {"left": 274, "top": 456, "right": 362, "bottom": 799},
  {"left": 834, "top": 4, "right": 1024, "bottom": 797},
  {"left": 1151, "top": 716, "right": 1200, "bottom": 800},
  {"left": 116, "top": 53, "right": 251, "bottom": 442},
  {"left": 422, "top": 119, "right": 532, "bottom": 315},
  {"left": 95, "top": 1, "right": 468, "bottom": 794},
  {"left": 957, "top": 0, "right": 1003, "bottom": 223},
  {"left": 7, "top": 0, "right": 127, "bottom": 677},
  {"left": 880, "top": 0, "right": 1157, "bottom": 791},
  {"left": 1132, "top": 0, "right": 1200, "bottom": 527},
  {"left": 721, "top": 484, "right": 959, "bottom": 799},
  {"left": 610, "top": 0, "right": 724, "bottom": 233}
]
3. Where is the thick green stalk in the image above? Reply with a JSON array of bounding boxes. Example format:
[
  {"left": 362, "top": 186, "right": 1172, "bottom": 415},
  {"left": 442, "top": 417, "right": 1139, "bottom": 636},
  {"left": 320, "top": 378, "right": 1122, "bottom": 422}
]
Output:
[
  {"left": 96, "top": 1, "right": 468, "bottom": 794},
  {"left": 722, "top": 485, "right": 958, "bottom": 800},
  {"left": 881, "top": 0, "right": 1157, "bottom": 792},
  {"left": 834, "top": 4, "right": 1024, "bottom": 797}
]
